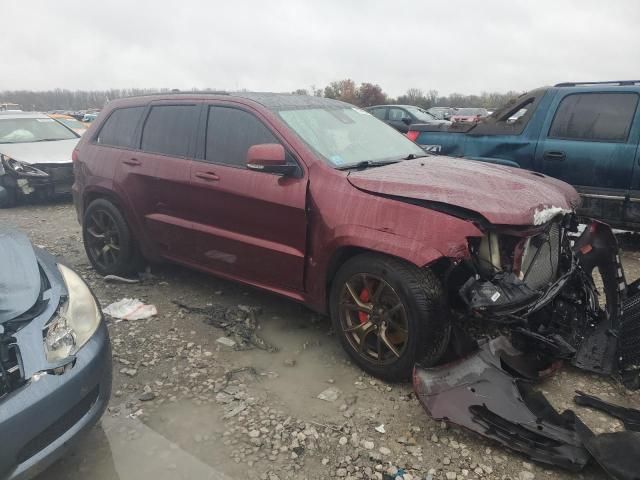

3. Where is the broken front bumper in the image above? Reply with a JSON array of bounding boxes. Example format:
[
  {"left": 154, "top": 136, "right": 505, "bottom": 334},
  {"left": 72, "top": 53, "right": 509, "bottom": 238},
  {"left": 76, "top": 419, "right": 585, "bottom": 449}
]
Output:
[
  {"left": 413, "top": 337, "right": 590, "bottom": 471},
  {"left": 0, "top": 162, "right": 74, "bottom": 197}
]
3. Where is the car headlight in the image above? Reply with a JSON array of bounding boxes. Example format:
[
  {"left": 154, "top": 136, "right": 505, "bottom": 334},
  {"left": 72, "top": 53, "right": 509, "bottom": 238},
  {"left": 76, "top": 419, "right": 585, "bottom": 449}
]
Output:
[
  {"left": 44, "top": 264, "right": 101, "bottom": 362},
  {"left": 0, "top": 154, "right": 49, "bottom": 177}
]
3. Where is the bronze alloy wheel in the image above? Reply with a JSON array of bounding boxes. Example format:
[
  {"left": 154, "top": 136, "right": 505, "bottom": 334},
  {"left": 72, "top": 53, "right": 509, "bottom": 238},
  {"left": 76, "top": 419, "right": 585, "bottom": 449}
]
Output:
[
  {"left": 339, "top": 273, "right": 409, "bottom": 365},
  {"left": 85, "top": 209, "right": 122, "bottom": 270}
]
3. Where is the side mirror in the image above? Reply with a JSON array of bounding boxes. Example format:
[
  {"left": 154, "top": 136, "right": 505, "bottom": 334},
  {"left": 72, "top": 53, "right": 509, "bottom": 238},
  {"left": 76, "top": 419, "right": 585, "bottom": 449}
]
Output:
[
  {"left": 246, "top": 143, "right": 298, "bottom": 176},
  {"left": 402, "top": 117, "right": 412, "bottom": 125}
]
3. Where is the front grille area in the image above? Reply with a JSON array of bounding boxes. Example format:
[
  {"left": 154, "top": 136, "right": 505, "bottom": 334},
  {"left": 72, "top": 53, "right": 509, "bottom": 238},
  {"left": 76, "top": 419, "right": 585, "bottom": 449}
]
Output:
[
  {"left": 0, "top": 342, "right": 23, "bottom": 400},
  {"left": 621, "top": 291, "right": 640, "bottom": 368},
  {"left": 16, "top": 386, "right": 99, "bottom": 464},
  {"left": 521, "top": 222, "right": 561, "bottom": 290}
]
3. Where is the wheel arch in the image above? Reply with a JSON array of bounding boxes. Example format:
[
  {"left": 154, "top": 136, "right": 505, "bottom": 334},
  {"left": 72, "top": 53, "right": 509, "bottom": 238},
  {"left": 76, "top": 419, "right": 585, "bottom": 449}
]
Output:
[{"left": 324, "top": 244, "right": 449, "bottom": 309}]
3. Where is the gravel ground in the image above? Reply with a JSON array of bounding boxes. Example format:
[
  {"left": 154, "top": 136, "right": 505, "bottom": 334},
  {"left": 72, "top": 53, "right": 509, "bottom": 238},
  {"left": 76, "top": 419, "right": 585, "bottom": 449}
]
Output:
[{"left": 3, "top": 199, "right": 640, "bottom": 480}]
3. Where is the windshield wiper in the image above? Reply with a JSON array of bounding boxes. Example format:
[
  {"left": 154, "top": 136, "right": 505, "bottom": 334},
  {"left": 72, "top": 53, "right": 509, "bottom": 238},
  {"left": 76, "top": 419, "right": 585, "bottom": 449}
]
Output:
[
  {"left": 402, "top": 153, "right": 429, "bottom": 160},
  {"left": 336, "top": 159, "right": 401, "bottom": 171},
  {"left": 33, "top": 138, "right": 63, "bottom": 142}
]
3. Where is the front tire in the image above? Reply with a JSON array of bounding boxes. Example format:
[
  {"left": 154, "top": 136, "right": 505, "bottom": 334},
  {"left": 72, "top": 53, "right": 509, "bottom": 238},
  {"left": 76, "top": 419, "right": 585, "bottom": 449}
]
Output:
[
  {"left": 82, "top": 199, "right": 142, "bottom": 276},
  {"left": 330, "top": 253, "right": 451, "bottom": 382}
]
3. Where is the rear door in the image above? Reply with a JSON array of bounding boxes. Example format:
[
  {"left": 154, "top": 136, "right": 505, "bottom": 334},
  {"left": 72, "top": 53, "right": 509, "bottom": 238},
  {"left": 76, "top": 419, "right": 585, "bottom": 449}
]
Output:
[
  {"left": 102, "top": 106, "right": 153, "bottom": 233},
  {"left": 535, "top": 91, "right": 640, "bottom": 226},
  {"left": 189, "top": 103, "right": 308, "bottom": 291},
  {"left": 134, "top": 101, "right": 201, "bottom": 260}
]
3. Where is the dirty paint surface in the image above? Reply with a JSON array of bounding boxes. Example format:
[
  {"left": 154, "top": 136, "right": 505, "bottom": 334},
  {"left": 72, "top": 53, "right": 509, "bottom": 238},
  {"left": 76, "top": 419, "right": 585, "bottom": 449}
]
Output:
[{"left": 348, "top": 157, "right": 580, "bottom": 225}]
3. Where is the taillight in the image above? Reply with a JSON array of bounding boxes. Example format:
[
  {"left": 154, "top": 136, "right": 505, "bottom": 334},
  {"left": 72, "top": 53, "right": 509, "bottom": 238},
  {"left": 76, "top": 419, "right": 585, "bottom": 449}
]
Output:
[
  {"left": 72, "top": 148, "right": 79, "bottom": 163},
  {"left": 406, "top": 130, "right": 420, "bottom": 142}
]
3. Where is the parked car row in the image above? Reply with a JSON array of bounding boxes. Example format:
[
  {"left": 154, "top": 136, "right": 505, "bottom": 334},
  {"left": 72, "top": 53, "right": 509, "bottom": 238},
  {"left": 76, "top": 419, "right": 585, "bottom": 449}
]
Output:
[{"left": 366, "top": 104, "right": 451, "bottom": 132}]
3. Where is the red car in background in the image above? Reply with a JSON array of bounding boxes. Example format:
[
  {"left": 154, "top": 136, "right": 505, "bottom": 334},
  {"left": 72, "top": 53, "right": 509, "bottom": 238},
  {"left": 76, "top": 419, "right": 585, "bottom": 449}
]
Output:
[
  {"left": 450, "top": 107, "right": 489, "bottom": 123},
  {"left": 72, "top": 92, "right": 584, "bottom": 381}
]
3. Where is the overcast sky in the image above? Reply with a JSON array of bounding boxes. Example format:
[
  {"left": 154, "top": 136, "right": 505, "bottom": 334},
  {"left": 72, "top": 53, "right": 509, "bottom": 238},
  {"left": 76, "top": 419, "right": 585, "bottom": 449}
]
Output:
[{"left": 3, "top": 0, "right": 639, "bottom": 96}]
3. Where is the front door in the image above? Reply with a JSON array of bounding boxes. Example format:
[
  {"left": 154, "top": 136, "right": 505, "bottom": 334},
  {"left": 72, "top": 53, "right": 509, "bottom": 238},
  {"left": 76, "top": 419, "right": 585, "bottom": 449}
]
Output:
[
  {"left": 189, "top": 104, "right": 308, "bottom": 291},
  {"left": 535, "top": 91, "right": 640, "bottom": 227}
]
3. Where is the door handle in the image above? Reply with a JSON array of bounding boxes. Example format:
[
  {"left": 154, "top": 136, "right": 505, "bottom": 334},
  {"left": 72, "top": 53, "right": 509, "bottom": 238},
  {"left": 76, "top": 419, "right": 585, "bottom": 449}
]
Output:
[
  {"left": 543, "top": 151, "right": 566, "bottom": 161},
  {"left": 123, "top": 158, "right": 141, "bottom": 166},
  {"left": 194, "top": 171, "right": 220, "bottom": 181}
]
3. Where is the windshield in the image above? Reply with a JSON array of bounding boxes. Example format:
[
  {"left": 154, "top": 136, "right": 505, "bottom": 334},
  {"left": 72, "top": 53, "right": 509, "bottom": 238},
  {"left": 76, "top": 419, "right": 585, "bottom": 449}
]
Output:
[
  {"left": 0, "top": 117, "right": 78, "bottom": 144},
  {"left": 405, "top": 107, "right": 436, "bottom": 122},
  {"left": 278, "top": 107, "right": 425, "bottom": 168}
]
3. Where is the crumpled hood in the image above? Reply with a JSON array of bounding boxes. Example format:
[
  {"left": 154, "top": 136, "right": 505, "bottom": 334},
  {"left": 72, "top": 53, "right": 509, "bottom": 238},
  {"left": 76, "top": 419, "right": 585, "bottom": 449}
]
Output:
[
  {"left": 0, "top": 228, "right": 41, "bottom": 323},
  {"left": 0, "top": 138, "right": 78, "bottom": 165},
  {"left": 347, "top": 157, "right": 580, "bottom": 225}
]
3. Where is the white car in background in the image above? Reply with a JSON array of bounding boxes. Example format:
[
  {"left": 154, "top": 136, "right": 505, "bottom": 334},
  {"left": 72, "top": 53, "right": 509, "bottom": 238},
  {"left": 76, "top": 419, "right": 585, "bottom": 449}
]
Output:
[{"left": 0, "top": 112, "right": 79, "bottom": 207}]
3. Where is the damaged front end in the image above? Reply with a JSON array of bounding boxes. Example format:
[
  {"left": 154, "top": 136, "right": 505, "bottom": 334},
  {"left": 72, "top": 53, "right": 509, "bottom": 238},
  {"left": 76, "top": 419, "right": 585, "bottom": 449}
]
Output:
[
  {"left": 452, "top": 213, "right": 633, "bottom": 380},
  {"left": 414, "top": 213, "right": 640, "bottom": 474},
  {"left": 0, "top": 155, "right": 73, "bottom": 205}
]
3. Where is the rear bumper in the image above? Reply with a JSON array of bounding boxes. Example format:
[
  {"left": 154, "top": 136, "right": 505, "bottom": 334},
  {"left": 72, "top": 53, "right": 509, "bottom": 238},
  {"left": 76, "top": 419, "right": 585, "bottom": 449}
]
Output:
[{"left": 0, "top": 322, "right": 112, "bottom": 480}]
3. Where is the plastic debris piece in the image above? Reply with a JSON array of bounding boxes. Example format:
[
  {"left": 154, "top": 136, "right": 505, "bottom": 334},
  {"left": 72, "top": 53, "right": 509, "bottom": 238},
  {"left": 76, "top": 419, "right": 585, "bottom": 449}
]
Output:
[
  {"left": 103, "top": 275, "right": 140, "bottom": 284},
  {"left": 216, "top": 337, "right": 237, "bottom": 348},
  {"left": 375, "top": 424, "right": 386, "bottom": 434},
  {"left": 103, "top": 298, "right": 157, "bottom": 320}
]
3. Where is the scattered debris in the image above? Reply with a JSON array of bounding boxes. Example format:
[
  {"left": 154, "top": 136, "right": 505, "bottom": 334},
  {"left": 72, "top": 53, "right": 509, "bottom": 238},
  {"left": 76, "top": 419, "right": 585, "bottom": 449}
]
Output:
[
  {"left": 223, "top": 403, "right": 247, "bottom": 419},
  {"left": 173, "top": 300, "right": 278, "bottom": 352},
  {"left": 103, "top": 274, "right": 140, "bottom": 284},
  {"left": 216, "top": 337, "right": 237, "bottom": 348},
  {"left": 574, "top": 415, "right": 640, "bottom": 480},
  {"left": 375, "top": 424, "right": 386, "bottom": 434},
  {"left": 317, "top": 386, "right": 341, "bottom": 402},
  {"left": 574, "top": 390, "right": 640, "bottom": 431},
  {"left": 103, "top": 298, "right": 157, "bottom": 320}
]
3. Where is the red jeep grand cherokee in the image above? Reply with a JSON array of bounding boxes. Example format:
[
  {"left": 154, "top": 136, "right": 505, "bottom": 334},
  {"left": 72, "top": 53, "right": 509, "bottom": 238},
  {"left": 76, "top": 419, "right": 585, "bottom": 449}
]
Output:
[{"left": 73, "top": 92, "right": 579, "bottom": 380}]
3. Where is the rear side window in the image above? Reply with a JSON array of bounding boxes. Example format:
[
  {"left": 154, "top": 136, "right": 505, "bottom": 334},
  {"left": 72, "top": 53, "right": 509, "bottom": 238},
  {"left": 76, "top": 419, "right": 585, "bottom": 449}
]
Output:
[
  {"left": 549, "top": 93, "right": 639, "bottom": 142},
  {"left": 141, "top": 105, "right": 199, "bottom": 157},
  {"left": 96, "top": 106, "right": 145, "bottom": 148},
  {"left": 370, "top": 108, "right": 386, "bottom": 120},
  {"left": 205, "top": 106, "right": 279, "bottom": 167}
]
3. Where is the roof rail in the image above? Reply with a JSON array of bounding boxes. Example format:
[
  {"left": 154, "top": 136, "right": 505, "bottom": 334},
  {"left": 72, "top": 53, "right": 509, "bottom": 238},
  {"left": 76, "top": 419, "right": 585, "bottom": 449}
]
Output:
[
  {"left": 117, "top": 90, "right": 230, "bottom": 99},
  {"left": 555, "top": 80, "right": 640, "bottom": 87}
]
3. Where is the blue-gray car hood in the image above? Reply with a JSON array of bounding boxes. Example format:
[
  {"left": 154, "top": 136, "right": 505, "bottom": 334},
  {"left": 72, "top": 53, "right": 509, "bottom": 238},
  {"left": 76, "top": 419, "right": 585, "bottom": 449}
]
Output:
[{"left": 0, "top": 228, "right": 40, "bottom": 323}]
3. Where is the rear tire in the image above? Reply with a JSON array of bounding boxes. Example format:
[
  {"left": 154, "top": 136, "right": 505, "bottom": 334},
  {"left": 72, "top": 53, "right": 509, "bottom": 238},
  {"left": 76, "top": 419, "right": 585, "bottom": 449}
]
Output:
[
  {"left": 82, "top": 199, "right": 143, "bottom": 276},
  {"left": 330, "top": 253, "right": 451, "bottom": 382}
]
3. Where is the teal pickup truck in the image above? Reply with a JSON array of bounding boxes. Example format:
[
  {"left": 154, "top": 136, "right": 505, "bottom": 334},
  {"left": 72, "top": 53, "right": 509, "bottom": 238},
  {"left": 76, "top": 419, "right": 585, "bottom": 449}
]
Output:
[{"left": 408, "top": 81, "right": 640, "bottom": 230}]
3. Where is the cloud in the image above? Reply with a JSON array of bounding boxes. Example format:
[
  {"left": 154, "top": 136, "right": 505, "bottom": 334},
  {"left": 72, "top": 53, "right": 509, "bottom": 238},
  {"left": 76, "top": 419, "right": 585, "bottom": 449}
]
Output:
[{"left": 3, "top": 0, "right": 639, "bottom": 96}]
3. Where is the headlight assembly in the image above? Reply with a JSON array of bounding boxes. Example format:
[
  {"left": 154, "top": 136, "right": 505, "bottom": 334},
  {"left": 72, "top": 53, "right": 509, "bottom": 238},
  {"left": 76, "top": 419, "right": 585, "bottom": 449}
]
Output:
[
  {"left": 44, "top": 264, "right": 102, "bottom": 363},
  {"left": 0, "top": 154, "right": 49, "bottom": 177}
]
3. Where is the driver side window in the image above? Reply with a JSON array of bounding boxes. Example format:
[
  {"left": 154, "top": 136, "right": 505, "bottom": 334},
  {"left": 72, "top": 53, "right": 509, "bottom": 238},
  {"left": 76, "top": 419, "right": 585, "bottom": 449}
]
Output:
[{"left": 205, "top": 106, "right": 280, "bottom": 167}]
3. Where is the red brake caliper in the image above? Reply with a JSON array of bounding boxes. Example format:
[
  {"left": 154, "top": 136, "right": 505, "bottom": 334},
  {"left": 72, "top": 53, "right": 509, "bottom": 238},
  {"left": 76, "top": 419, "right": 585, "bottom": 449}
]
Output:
[{"left": 358, "top": 288, "right": 370, "bottom": 324}]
